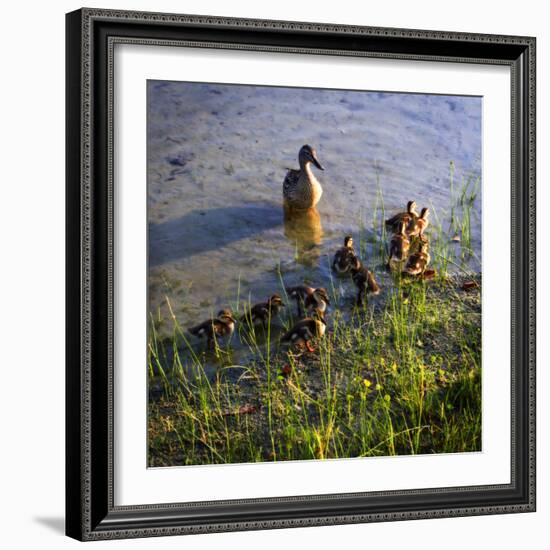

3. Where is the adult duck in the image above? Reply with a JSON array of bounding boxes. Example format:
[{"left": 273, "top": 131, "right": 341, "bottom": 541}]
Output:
[{"left": 283, "top": 144, "right": 324, "bottom": 210}]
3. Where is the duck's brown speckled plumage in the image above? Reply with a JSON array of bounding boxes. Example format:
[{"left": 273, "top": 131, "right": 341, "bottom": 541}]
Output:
[
  {"left": 403, "top": 238, "right": 431, "bottom": 276},
  {"left": 281, "top": 312, "right": 327, "bottom": 351},
  {"left": 188, "top": 309, "right": 236, "bottom": 348},
  {"left": 244, "top": 294, "right": 285, "bottom": 326},
  {"left": 385, "top": 201, "right": 418, "bottom": 233},
  {"left": 332, "top": 236, "right": 360, "bottom": 274},
  {"left": 283, "top": 145, "right": 324, "bottom": 210},
  {"left": 406, "top": 207, "right": 430, "bottom": 238},
  {"left": 388, "top": 220, "right": 411, "bottom": 270},
  {"left": 351, "top": 264, "right": 381, "bottom": 306},
  {"left": 286, "top": 285, "right": 330, "bottom": 317}
]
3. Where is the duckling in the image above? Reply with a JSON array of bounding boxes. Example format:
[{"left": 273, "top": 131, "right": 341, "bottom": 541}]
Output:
[
  {"left": 286, "top": 285, "right": 330, "bottom": 317},
  {"left": 281, "top": 310, "right": 327, "bottom": 352},
  {"left": 188, "top": 309, "right": 237, "bottom": 349},
  {"left": 388, "top": 220, "right": 410, "bottom": 271},
  {"left": 406, "top": 207, "right": 430, "bottom": 238},
  {"left": 244, "top": 294, "right": 285, "bottom": 326},
  {"left": 351, "top": 264, "right": 381, "bottom": 306},
  {"left": 403, "top": 238, "right": 431, "bottom": 276},
  {"left": 305, "top": 287, "right": 331, "bottom": 316},
  {"left": 385, "top": 200, "right": 418, "bottom": 232},
  {"left": 283, "top": 144, "right": 324, "bottom": 210},
  {"left": 332, "top": 235, "right": 361, "bottom": 274}
]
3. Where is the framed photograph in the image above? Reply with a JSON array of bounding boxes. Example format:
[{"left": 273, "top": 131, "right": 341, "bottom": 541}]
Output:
[{"left": 66, "top": 8, "right": 536, "bottom": 541}]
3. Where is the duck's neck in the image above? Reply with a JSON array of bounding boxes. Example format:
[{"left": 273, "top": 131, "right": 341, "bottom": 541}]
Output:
[
  {"left": 302, "top": 161, "right": 321, "bottom": 190},
  {"left": 313, "top": 294, "right": 327, "bottom": 311},
  {"left": 299, "top": 157, "right": 313, "bottom": 176}
]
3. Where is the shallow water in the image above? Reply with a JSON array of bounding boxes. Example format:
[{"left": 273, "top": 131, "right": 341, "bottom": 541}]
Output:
[{"left": 147, "top": 81, "right": 481, "bottom": 341}]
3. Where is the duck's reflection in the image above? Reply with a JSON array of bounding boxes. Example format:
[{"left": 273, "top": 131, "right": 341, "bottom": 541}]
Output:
[{"left": 283, "top": 206, "right": 324, "bottom": 266}]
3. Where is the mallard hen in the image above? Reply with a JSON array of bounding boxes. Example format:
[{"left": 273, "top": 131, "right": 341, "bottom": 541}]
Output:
[{"left": 283, "top": 144, "right": 324, "bottom": 210}]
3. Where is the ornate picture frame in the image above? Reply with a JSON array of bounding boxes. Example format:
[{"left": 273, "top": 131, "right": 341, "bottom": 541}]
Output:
[{"left": 66, "top": 8, "right": 536, "bottom": 541}]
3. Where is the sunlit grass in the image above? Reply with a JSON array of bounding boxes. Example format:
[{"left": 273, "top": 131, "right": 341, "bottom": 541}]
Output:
[
  {"left": 148, "top": 161, "right": 482, "bottom": 466},
  {"left": 148, "top": 272, "right": 481, "bottom": 466}
]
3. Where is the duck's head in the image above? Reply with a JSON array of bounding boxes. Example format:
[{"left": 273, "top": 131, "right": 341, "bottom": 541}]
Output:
[
  {"left": 268, "top": 294, "right": 285, "bottom": 308},
  {"left": 314, "top": 287, "right": 331, "bottom": 306},
  {"left": 420, "top": 207, "right": 430, "bottom": 220},
  {"left": 344, "top": 235, "right": 354, "bottom": 248},
  {"left": 299, "top": 144, "right": 324, "bottom": 170},
  {"left": 407, "top": 200, "right": 418, "bottom": 215},
  {"left": 217, "top": 309, "right": 237, "bottom": 324}
]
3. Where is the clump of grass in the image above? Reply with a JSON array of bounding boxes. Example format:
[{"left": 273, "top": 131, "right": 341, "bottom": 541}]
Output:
[
  {"left": 448, "top": 160, "right": 480, "bottom": 261},
  {"left": 148, "top": 273, "right": 481, "bottom": 466}
]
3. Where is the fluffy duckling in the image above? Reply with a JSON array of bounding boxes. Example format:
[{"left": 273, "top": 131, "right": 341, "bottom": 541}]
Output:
[
  {"left": 188, "top": 309, "right": 237, "bottom": 349},
  {"left": 388, "top": 220, "right": 410, "bottom": 271},
  {"left": 351, "top": 264, "right": 381, "bottom": 306},
  {"left": 403, "top": 238, "right": 431, "bottom": 276},
  {"left": 385, "top": 200, "right": 418, "bottom": 232},
  {"left": 305, "top": 287, "right": 331, "bottom": 316},
  {"left": 406, "top": 207, "right": 430, "bottom": 238},
  {"left": 286, "top": 285, "right": 330, "bottom": 317},
  {"left": 283, "top": 144, "right": 324, "bottom": 210},
  {"left": 332, "top": 235, "right": 361, "bottom": 274},
  {"left": 281, "top": 310, "right": 327, "bottom": 352},
  {"left": 244, "top": 294, "right": 285, "bottom": 326}
]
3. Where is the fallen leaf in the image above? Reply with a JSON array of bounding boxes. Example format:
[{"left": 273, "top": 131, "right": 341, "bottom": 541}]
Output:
[
  {"left": 462, "top": 280, "right": 479, "bottom": 291},
  {"left": 238, "top": 404, "right": 258, "bottom": 415},
  {"left": 222, "top": 404, "right": 258, "bottom": 416},
  {"left": 280, "top": 364, "right": 292, "bottom": 377}
]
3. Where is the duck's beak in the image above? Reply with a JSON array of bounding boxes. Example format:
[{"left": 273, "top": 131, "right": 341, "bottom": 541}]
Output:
[{"left": 312, "top": 151, "right": 324, "bottom": 170}]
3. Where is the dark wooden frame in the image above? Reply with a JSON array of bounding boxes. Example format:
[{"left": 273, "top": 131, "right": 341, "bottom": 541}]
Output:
[{"left": 66, "top": 7, "right": 536, "bottom": 541}]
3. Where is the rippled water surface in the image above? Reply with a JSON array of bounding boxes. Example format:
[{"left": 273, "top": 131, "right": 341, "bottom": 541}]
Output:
[{"left": 147, "top": 81, "right": 481, "bottom": 339}]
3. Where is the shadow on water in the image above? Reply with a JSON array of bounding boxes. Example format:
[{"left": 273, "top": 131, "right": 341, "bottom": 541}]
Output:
[
  {"left": 149, "top": 204, "right": 283, "bottom": 267},
  {"left": 283, "top": 206, "right": 324, "bottom": 267}
]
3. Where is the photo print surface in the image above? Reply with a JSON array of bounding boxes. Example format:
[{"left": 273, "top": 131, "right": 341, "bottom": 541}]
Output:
[{"left": 147, "top": 80, "right": 482, "bottom": 467}]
